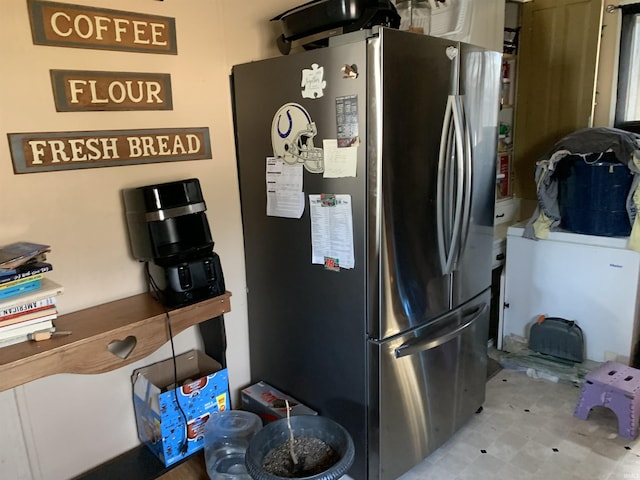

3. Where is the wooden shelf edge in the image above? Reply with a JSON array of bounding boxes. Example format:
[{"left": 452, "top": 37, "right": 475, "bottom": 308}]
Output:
[{"left": 0, "top": 291, "right": 232, "bottom": 393}]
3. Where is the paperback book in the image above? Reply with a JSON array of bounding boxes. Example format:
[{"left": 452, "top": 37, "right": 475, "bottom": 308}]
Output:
[
  {"left": 0, "top": 278, "right": 64, "bottom": 310},
  {"left": 0, "top": 311, "right": 57, "bottom": 336},
  {"left": 0, "top": 262, "right": 52, "bottom": 285},
  {"left": 0, "top": 279, "right": 41, "bottom": 300},
  {"left": 0, "top": 318, "right": 54, "bottom": 342},
  {"left": 0, "top": 296, "right": 57, "bottom": 318},
  {"left": 0, "top": 326, "right": 55, "bottom": 348},
  {"left": 0, "top": 242, "right": 51, "bottom": 270},
  {"left": 0, "top": 306, "right": 58, "bottom": 328},
  {"left": 0, "top": 274, "right": 44, "bottom": 291}
]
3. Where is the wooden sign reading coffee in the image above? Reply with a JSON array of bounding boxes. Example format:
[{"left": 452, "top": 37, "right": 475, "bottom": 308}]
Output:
[
  {"left": 50, "top": 70, "right": 173, "bottom": 111},
  {"left": 8, "top": 128, "right": 211, "bottom": 173},
  {"left": 27, "top": 0, "right": 177, "bottom": 54}
]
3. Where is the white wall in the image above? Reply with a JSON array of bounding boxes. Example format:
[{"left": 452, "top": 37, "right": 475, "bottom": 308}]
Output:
[
  {"left": 468, "top": 0, "right": 505, "bottom": 51},
  {"left": 0, "top": 1, "right": 299, "bottom": 478}
]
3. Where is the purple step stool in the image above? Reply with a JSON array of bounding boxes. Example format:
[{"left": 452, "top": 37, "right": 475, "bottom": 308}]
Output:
[{"left": 574, "top": 362, "right": 640, "bottom": 439}]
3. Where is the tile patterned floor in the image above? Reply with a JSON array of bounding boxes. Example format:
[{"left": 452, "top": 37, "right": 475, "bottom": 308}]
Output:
[{"left": 397, "top": 368, "right": 640, "bottom": 480}]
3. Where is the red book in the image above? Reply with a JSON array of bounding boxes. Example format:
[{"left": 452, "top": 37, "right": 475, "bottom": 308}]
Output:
[{"left": 0, "top": 306, "right": 58, "bottom": 329}]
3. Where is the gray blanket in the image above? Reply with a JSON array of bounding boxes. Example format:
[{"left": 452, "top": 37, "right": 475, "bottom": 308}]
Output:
[{"left": 524, "top": 127, "right": 640, "bottom": 243}]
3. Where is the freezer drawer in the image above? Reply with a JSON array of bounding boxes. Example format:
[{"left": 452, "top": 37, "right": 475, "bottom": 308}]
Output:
[{"left": 368, "top": 290, "right": 490, "bottom": 480}]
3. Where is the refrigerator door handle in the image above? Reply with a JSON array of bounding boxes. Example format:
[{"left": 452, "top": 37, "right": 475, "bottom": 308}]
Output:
[
  {"left": 394, "top": 302, "right": 487, "bottom": 358},
  {"left": 455, "top": 97, "right": 473, "bottom": 268},
  {"left": 437, "top": 95, "right": 465, "bottom": 275},
  {"left": 436, "top": 98, "right": 451, "bottom": 273}
]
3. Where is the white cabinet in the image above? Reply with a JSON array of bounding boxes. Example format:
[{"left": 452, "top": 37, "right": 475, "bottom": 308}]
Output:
[
  {"left": 494, "top": 197, "right": 519, "bottom": 225},
  {"left": 500, "top": 225, "right": 640, "bottom": 363},
  {"left": 492, "top": 198, "right": 519, "bottom": 268}
]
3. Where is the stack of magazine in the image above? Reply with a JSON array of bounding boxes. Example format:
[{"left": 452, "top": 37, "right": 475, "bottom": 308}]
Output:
[{"left": 0, "top": 242, "right": 64, "bottom": 347}]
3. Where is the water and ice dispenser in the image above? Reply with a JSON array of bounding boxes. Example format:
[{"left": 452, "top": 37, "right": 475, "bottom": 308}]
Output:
[{"left": 123, "top": 178, "right": 225, "bottom": 307}]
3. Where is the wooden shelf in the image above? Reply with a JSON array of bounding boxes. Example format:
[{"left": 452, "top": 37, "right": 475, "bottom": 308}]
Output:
[
  {"left": 74, "top": 445, "right": 207, "bottom": 480},
  {"left": 0, "top": 291, "right": 232, "bottom": 393}
]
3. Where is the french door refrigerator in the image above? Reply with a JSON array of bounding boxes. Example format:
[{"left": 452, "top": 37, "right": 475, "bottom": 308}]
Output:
[{"left": 232, "top": 27, "right": 500, "bottom": 480}]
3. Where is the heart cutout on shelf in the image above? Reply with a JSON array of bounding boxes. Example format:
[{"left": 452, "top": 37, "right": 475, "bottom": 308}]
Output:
[{"left": 107, "top": 336, "right": 137, "bottom": 359}]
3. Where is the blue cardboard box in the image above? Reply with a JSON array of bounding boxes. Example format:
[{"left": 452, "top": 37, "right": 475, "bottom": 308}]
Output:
[{"left": 132, "top": 349, "right": 229, "bottom": 467}]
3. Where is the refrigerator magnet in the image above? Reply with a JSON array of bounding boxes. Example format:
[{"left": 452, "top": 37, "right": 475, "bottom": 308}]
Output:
[
  {"left": 341, "top": 64, "right": 358, "bottom": 79},
  {"left": 320, "top": 193, "right": 336, "bottom": 207},
  {"left": 324, "top": 257, "right": 340, "bottom": 272},
  {"left": 271, "top": 102, "right": 325, "bottom": 173},
  {"left": 335, "top": 95, "right": 359, "bottom": 148},
  {"left": 301, "top": 63, "right": 326, "bottom": 99}
]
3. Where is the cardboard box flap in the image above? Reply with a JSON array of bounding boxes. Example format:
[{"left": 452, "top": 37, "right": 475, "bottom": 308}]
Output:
[{"left": 132, "top": 349, "right": 222, "bottom": 391}]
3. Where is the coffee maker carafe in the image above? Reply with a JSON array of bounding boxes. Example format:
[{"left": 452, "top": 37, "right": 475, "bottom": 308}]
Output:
[{"left": 123, "top": 178, "right": 225, "bottom": 307}]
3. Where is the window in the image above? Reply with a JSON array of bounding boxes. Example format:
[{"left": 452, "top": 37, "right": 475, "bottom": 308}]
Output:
[{"left": 615, "top": 3, "right": 640, "bottom": 133}]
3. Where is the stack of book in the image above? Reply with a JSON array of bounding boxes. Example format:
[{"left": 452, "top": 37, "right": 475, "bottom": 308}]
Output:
[{"left": 0, "top": 242, "right": 64, "bottom": 347}]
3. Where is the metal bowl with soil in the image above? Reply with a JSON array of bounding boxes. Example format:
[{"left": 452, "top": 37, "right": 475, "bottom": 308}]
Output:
[{"left": 245, "top": 415, "right": 354, "bottom": 480}]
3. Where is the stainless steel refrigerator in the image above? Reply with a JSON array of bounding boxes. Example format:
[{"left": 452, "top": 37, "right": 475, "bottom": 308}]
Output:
[{"left": 232, "top": 27, "right": 500, "bottom": 480}]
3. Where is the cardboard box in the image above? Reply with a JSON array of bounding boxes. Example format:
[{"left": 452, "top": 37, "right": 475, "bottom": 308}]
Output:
[
  {"left": 132, "top": 349, "right": 229, "bottom": 467},
  {"left": 241, "top": 381, "right": 317, "bottom": 423}
]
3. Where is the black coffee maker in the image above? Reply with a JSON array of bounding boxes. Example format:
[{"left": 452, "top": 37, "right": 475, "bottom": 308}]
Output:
[{"left": 123, "top": 178, "right": 225, "bottom": 307}]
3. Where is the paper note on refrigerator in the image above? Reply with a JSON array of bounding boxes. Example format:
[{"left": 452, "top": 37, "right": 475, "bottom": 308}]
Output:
[
  {"left": 266, "top": 157, "right": 305, "bottom": 218},
  {"left": 322, "top": 139, "right": 358, "bottom": 178},
  {"left": 309, "top": 194, "right": 355, "bottom": 269}
]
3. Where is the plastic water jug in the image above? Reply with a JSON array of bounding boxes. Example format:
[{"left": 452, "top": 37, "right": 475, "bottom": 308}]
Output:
[{"left": 204, "top": 410, "right": 262, "bottom": 480}]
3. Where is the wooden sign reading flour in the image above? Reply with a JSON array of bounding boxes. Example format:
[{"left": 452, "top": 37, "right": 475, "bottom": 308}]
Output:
[{"left": 50, "top": 70, "right": 173, "bottom": 111}]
